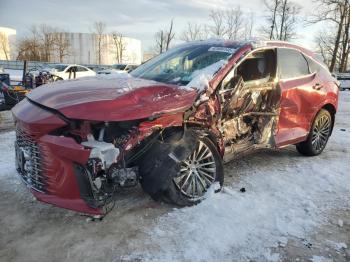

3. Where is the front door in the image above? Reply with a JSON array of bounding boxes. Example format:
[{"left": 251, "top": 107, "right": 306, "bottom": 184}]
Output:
[{"left": 217, "top": 48, "right": 281, "bottom": 159}]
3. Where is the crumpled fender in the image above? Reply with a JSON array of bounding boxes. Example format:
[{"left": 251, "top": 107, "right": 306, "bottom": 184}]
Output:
[{"left": 138, "top": 129, "right": 197, "bottom": 197}]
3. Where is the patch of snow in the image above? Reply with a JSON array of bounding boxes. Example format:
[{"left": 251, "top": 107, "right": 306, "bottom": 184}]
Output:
[
  {"left": 337, "top": 219, "right": 343, "bottom": 227},
  {"left": 124, "top": 93, "right": 350, "bottom": 261},
  {"left": 1, "top": 93, "right": 350, "bottom": 261},
  {"left": 310, "top": 255, "right": 333, "bottom": 262},
  {"left": 3, "top": 69, "right": 23, "bottom": 83},
  {"left": 185, "top": 59, "right": 227, "bottom": 91},
  {"left": 0, "top": 132, "right": 19, "bottom": 190},
  {"left": 81, "top": 136, "right": 119, "bottom": 170},
  {"left": 96, "top": 70, "right": 131, "bottom": 79},
  {"left": 327, "top": 240, "right": 347, "bottom": 252}
]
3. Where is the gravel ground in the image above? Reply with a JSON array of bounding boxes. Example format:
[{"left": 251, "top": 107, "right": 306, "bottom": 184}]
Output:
[{"left": 0, "top": 93, "right": 349, "bottom": 262}]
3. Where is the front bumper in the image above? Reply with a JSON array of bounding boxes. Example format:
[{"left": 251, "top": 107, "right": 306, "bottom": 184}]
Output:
[{"left": 12, "top": 99, "right": 103, "bottom": 215}]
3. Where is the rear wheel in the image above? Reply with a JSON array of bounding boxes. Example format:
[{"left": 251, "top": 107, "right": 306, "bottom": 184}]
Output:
[
  {"left": 163, "top": 136, "right": 224, "bottom": 206},
  {"left": 296, "top": 109, "right": 333, "bottom": 156}
]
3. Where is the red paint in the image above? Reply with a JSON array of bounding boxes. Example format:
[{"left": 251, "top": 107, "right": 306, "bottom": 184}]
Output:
[
  {"left": 12, "top": 40, "right": 339, "bottom": 215},
  {"left": 32, "top": 191, "right": 102, "bottom": 215},
  {"left": 12, "top": 101, "right": 103, "bottom": 215},
  {"left": 27, "top": 77, "right": 197, "bottom": 121}
]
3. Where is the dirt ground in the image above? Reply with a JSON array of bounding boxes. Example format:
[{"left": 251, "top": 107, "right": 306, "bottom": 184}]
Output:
[{"left": 0, "top": 94, "right": 349, "bottom": 262}]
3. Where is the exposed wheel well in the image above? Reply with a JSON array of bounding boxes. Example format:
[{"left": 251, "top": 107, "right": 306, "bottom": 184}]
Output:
[
  {"left": 322, "top": 103, "right": 336, "bottom": 116},
  {"left": 321, "top": 103, "right": 336, "bottom": 135}
]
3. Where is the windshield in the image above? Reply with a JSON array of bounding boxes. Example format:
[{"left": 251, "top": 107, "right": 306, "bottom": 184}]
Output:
[
  {"left": 113, "top": 64, "right": 127, "bottom": 70},
  {"left": 49, "top": 64, "right": 68, "bottom": 72},
  {"left": 131, "top": 43, "right": 239, "bottom": 86}
]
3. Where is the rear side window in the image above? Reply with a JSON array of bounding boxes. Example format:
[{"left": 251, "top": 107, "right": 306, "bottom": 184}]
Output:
[
  {"left": 305, "top": 56, "right": 324, "bottom": 74},
  {"left": 77, "top": 66, "right": 88, "bottom": 72},
  {"left": 278, "top": 48, "right": 309, "bottom": 79}
]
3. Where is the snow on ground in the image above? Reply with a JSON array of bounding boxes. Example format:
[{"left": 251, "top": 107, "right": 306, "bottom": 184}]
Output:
[
  {"left": 0, "top": 93, "right": 350, "bottom": 261},
  {"left": 4, "top": 69, "right": 23, "bottom": 83},
  {"left": 122, "top": 92, "right": 350, "bottom": 261}
]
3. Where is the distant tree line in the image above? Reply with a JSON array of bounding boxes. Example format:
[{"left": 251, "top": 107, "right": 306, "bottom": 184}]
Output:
[
  {"left": 16, "top": 24, "right": 71, "bottom": 62},
  {"left": 15, "top": 22, "right": 128, "bottom": 65},
  {"left": 11, "top": 1, "right": 350, "bottom": 71},
  {"left": 153, "top": 1, "right": 300, "bottom": 55},
  {"left": 152, "top": 0, "right": 350, "bottom": 72}
]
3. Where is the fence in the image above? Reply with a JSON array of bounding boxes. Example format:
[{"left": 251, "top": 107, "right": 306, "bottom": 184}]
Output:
[{"left": 0, "top": 60, "right": 111, "bottom": 71}]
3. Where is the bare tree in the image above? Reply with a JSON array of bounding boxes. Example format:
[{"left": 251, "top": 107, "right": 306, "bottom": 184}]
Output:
[
  {"left": 154, "top": 19, "right": 175, "bottom": 54},
  {"left": 279, "top": 1, "right": 301, "bottom": 40},
  {"left": 54, "top": 32, "right": 71, "bottom": 63},
  {"left": 340, "top": 10, "right": 350, "bottom": 71},
  {"left": 40, "top": 24, "right": 57, "bottom": 62},
  {"left": 225, "top": 6, "right": 244, "bottom": 40},
  {"left": 112, "top": 32, "right": 126, "bottom": 63},
  {"left": 262, "top": 0, "right": 301, "bottom": 41},
  {"left": 165, "top": 19, "right": 175, "bottom": 51},
  {"left": 315, "top": 29, "right": 336, "bottom": 67},
  {"left": 209, "top": 9, "right": 226, "bottom": 37},
  {"left": 181, "top": 22, "right": 204, "bottom": 42},
  {"left": 155, "top": 31, "right": 165, "bottom": 54},
  {"left": 244, "top": 12, "right": 255, "bottom": 40},
  {"left": 263, "top": 0, "right": 281, "bottom": 40},
  {"left": 0, "top": 33, "right": 10, "bottom": 60},
  {"left": 16, "top": 25, "right": 42, "bottom": 61},
  {"left": 310, "top": 0, "right": 350, "bottom": 72},
  {"left": 93, "top": 21, "right": 106, "bottom": 64}
]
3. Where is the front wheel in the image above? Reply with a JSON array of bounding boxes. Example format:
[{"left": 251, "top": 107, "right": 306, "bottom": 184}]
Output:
[
  {"left": 296, "top": 109, "right": 333, "bottom": 156},
  {"left": 163, "top": 136, "right": 224, "bottom": 206}
]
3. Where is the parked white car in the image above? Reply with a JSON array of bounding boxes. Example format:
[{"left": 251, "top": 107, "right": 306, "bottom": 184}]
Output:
[
  {"left": 48, "top": 64, "right": 96, "bottom": 80},
  {"left": 336, "top": 72, "right": 350, "bottom": 90},
  {"left": 97, "top": 64, "right": 138, "bottom": 75}
]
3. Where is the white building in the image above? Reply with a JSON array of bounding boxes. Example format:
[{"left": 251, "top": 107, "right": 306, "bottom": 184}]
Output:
[
  {"left": 53, "top": 32, "right": 142, "bottom": 65},
  {"left": 0, "top": 27, "right": 16, "bottom": 60}
]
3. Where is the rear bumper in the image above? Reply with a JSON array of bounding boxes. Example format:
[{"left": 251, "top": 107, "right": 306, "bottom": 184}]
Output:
[{"left": 12, "top": 99, "right": 103, "bottom": 215}]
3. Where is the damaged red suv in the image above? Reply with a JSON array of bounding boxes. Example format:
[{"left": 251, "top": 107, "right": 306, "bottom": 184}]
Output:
[{"left": 13, "top": 40, "right": 339, "bottom": 216}]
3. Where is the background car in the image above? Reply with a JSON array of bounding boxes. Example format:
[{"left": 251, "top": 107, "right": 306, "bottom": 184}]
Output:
[
  {"left": 336, "top": 72, "right": 350, "bottom": 90},
  {"left": 97, "top": 63, "right": 138, "bottom": 75},
  {"left": 48, "top": 64, "right": 96, "bottom": 80}
]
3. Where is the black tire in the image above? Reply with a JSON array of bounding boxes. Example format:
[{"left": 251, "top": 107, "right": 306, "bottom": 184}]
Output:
[
  {"left": 162, "top": 136, "right": 224, "bottom": 206},
  {"left": 296, "top": 109, "right": 333, "bottom": 156}
]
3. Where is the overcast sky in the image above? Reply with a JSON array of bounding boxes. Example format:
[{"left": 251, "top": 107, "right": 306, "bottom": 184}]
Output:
[{"left": 0, "top": 0, "right": 321, "bottom": 52}]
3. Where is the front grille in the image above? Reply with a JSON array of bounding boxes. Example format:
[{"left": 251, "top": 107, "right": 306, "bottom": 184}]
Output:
[{"left": 15, "top": 128, "right": 47, "bottom": 193}]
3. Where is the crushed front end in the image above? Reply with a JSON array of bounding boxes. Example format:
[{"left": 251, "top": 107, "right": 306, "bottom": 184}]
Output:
[
  {"left": 12, "top": 96, "right": 189, "bottom": 216},
  {"left": 12, "top": 99, "right": 107, "bottom": 215}
]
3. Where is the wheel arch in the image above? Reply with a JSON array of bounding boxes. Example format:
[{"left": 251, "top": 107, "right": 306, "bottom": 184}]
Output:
[
  {"left": 321, "top": 103, "right": 336, "bottom": 135},
  {"left": 185, "top": 124, "right": 224, "bottom": 157}
]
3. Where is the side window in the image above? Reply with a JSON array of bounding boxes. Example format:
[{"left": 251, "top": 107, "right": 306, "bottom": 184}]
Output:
[
  {"left": 77, "top": 66, "right": 88, "bottom": 72},
  {"left": 305, "top": 56, "right": 321, "bottom": 74},
  {"left": 278, "top": 49, "right": 309, "bottom": 79},
  {"left": 65, "top": 66, "right": 72, "bottom": 72},
  {"left": 221, "top": 49, "right": 276, "bottom": 90}
]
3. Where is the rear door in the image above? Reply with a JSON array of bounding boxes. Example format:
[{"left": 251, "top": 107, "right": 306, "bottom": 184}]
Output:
[
  {"left": 76, "top": 66, "right": 91, "bottom": 78},
  {"left": 275, "top": 48, "right": 326, "bottom": 147}
]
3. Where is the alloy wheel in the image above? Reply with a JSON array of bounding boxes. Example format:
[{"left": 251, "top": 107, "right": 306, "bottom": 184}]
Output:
[
  {"left": 173, "top": 140, "right": 216, "bottom": 200},
  {"left": 311, "top": 114, "right": 331, "bottom": 152}
]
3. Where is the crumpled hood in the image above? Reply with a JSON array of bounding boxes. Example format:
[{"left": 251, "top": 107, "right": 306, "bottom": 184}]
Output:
[{"left": 27, "top": 76, "right": 198, "bottom": 121}]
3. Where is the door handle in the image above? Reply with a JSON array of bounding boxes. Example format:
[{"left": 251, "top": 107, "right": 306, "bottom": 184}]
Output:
[{"left": 312, "top": 83, "right": 323, "bottom": 90}]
